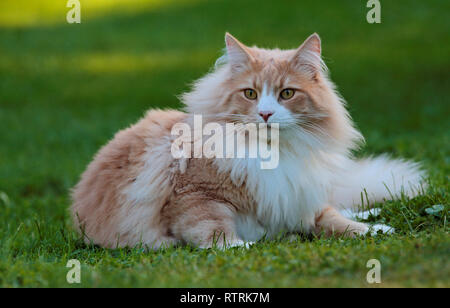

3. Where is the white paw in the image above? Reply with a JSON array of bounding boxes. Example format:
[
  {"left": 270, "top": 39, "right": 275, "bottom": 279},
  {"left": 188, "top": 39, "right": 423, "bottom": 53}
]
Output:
[
  {"left": 227, "top": 240, "right": 255, "bottom": 249},
  {"left": 341, "top": 208, "right": 381, "bottom": 220},
  {"left": 366, "top": 224, "right": 395, "bottom": 235},
  {"left": 198, "top": 240, "right": 255, "bottom": 250},
  {"left": 359, "top": 208, "right": 381, "bottom": 220}
]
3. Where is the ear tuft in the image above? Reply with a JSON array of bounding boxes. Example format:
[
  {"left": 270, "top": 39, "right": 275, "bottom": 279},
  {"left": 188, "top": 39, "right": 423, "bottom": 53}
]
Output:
[
  {"left": 291, "top": 33, "right": 324, "bottom": 80},
  {"left": 224, "top": 33, "right": 253, "bottom": 72},
  {"left": 224, "top": 32, "right": 236, "bottom": 48},
  {"left": 304, "top": 33, "right": 321, "bottom": 55}
]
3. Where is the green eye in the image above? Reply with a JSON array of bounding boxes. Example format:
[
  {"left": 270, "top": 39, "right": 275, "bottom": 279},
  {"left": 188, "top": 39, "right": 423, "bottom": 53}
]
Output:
[
  {"left": 280, "top": 89, "right": 295, "bottom": 100},
  {"left": 244, "top": 89, "right": 257, "bottom": 100}
]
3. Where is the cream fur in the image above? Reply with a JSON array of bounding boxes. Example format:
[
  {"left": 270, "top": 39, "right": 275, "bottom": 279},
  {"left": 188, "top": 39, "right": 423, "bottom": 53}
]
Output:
[{"left": 70, "top": 33, "right": 426, "bottom": 249}]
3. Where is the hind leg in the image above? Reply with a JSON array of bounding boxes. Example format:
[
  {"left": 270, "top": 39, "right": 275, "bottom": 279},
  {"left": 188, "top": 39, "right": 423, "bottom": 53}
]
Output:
[
  {"left": 340, "top": 208, "right": 395, "bottom": 234},
  {"left": 314, "top": 206, "right": 369, "bottom": 237},
  {"left": 314, "top": 206, "right": 394, "bottom": 237},
  {"left": 165, "top": 195, "right": 248, "bottom": 249}
]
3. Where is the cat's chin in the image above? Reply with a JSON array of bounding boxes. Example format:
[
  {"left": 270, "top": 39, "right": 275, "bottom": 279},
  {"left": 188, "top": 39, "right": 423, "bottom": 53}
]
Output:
[{"left": 252, "top": 122, "right": 290, "bottom": 129}]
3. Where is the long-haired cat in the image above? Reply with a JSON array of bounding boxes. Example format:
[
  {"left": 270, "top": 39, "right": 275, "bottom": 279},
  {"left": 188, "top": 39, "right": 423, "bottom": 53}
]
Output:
[{"left": 71, "top": 33, "right": 425, "bottom": 249}]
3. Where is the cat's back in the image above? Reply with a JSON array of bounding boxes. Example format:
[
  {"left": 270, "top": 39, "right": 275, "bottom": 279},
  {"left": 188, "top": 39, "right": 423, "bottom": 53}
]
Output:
[{"left": 70, "top": 109, "right": 186, "bottom": 247}]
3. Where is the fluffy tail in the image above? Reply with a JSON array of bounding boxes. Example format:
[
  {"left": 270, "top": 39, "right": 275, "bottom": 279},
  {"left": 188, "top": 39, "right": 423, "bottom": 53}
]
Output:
[{"left": 332, "top": 155, "right": 426, "bottom": 209}]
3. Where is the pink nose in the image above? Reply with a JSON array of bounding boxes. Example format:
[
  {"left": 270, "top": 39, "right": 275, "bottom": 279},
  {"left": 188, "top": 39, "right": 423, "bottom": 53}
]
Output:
[{"left": 259, "top": 111, "right": 274, "bottom": 122}]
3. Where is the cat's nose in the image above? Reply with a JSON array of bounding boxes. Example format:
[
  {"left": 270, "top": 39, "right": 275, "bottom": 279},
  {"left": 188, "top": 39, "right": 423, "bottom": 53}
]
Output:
[{"left": 259, "top": 111, "right": 274, "bottom": 122}]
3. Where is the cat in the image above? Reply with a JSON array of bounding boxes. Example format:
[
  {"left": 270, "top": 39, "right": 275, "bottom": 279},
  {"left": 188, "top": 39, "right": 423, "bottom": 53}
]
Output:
[{"left": 70, "top": 33, "right": 425, "bottom": 249}]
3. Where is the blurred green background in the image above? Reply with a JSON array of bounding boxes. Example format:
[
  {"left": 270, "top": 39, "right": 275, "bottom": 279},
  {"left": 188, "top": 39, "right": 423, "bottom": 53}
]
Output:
[{"left": 0, "top": 0, "right": 448, "bottom": 287}]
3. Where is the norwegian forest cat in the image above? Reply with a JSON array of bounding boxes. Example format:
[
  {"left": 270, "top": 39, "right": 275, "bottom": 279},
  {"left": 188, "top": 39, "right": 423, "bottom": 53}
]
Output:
[{"left": 71, "top": 33, "right": 425, "bottom": 249}]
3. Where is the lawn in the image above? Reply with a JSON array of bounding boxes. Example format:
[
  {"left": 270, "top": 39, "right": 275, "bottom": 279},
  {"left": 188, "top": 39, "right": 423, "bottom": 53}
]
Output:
[{"left": 0, "top": 0, "right": 448, "bottom": 287}]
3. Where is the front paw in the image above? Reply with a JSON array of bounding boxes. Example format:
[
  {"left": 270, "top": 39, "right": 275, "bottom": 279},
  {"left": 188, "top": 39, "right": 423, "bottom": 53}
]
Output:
[
  {"left": 360, "top": 223, "right": 395, "bottom": 236},
  {"left": 226, "top": 240, "right": 255, "bottom": 249}
]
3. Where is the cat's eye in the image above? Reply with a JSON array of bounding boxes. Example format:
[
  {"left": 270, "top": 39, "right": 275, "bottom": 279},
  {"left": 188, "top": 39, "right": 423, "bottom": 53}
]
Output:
[
  {"left": 280, "top": 89, "right": 295, "bottom": 100},
  {"left": 244, "top": 89, "right": 257, "bottom": 100}
]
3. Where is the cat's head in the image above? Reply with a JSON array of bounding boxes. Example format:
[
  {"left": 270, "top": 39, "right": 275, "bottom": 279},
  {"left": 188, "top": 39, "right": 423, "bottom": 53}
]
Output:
[{"left": 182, "top": 33, "right": 363, "bottom": 152}]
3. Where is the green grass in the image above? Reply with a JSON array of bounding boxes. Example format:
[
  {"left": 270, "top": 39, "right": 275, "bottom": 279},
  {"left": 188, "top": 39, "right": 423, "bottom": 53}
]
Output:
[{"left": 0, "top": 0, "right": 449, "bottom": 287}]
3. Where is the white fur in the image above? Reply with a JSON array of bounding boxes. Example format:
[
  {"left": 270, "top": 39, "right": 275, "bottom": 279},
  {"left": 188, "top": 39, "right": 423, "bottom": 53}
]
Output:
[
  {"left": 119, "top": 137, "right": 177, "bottom": 248},
  {"left": 216, "top": 131, "right": 345, "bottom": 240},
  {"left": 331, "top": 155, "right": 426, "bottom": 209},
  {"left": 340, "top": 208, "right": 395, "bottom": 235},
  {"left": 257, "top": 84, "right": 293, "bottom": 125},
  {"left": 183, "top": 35, "right": 426, "bottom": 243},
  {"left": 217, "top": 132, "right": 424, "bottom": 241},
  {"left": 369, "top": 224, "right": 395, "bottom": 235},
  {"left": 224, "top": 240, "right": 255, "bottom": 249},
  {"left": 340, "top": 208, "right": 381, "bottom": 220}
]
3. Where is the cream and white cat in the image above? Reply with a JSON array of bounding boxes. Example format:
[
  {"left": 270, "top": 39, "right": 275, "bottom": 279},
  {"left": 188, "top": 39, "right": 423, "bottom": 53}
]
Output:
[{"left": 71, "top": 33, "right": 425, "bottom": 249}]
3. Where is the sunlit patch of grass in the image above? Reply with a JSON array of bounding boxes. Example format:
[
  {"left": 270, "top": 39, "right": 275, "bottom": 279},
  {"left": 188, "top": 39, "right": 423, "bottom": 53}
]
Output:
[
  {"left": 0, "top": 0, "right": 202, "bottom": 28},
  {"left": 0, "top": 51, "right": 214, "bottom": 74},
  {"left": 77, "top": 50, "right": 214, "bottom": 73}
]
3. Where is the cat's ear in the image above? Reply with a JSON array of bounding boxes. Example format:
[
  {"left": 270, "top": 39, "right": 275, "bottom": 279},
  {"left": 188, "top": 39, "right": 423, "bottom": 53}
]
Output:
[
  {"left": 225, "top": 33, "right": 254, "bottom": 72},
  {"left": 290, "top": 33, "right": 323, "bottom": 80}
]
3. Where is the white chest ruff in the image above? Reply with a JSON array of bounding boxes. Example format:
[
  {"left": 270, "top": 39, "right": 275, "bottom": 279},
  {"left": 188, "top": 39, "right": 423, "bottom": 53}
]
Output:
[{"left": 217, "top": 150, "right": 333, "bottom": 241}]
